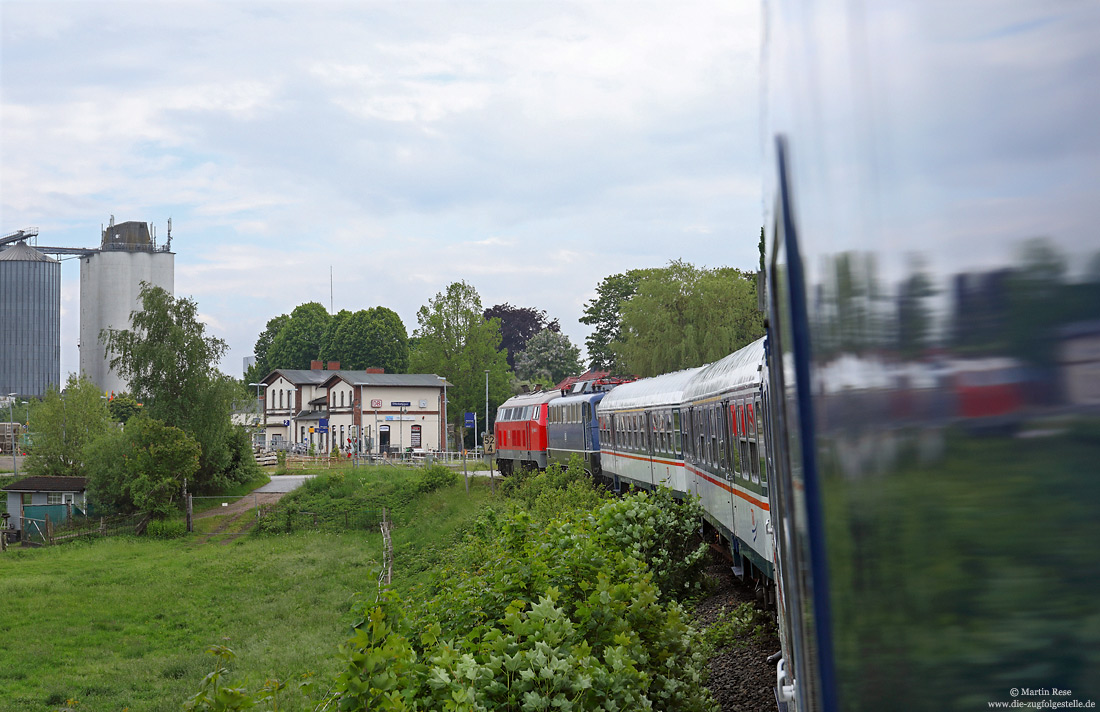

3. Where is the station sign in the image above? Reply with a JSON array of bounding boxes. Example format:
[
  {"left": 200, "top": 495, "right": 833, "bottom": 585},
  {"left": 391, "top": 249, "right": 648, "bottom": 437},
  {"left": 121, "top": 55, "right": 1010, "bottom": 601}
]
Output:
[
  {"left": 391, "top": 401, "right": 411, "bottom": 407},
  {"left": 464, "top": 412, "right": 476, "bottom": 427}
]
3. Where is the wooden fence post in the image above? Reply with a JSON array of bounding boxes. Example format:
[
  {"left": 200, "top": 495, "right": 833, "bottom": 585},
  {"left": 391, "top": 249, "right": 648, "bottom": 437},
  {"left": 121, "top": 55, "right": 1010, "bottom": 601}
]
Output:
[
  {"left": 45, "top": 513, "right": 53, "bottom": 545},
  {"left": 186, "top": 494, "right": 193, "bottom": 533}
]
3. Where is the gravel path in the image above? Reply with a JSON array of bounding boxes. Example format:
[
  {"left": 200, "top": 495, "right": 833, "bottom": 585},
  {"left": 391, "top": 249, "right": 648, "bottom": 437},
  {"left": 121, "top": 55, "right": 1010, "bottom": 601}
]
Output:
[{"left": 696, "top": 564, "right": 781, "bottom": 712}]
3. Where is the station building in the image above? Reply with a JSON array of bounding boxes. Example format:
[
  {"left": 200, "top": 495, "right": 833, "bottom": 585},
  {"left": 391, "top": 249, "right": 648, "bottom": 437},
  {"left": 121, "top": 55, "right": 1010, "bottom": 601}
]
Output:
[{"left": 260, "top": 361, "right": 450, "bottom": 454}]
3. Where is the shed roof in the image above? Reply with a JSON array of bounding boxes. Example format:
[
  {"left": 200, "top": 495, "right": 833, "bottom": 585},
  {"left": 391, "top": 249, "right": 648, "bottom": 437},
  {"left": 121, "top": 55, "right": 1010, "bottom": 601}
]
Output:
[{"left": 2, "top": 476, "right": 87, "bottom": 492}]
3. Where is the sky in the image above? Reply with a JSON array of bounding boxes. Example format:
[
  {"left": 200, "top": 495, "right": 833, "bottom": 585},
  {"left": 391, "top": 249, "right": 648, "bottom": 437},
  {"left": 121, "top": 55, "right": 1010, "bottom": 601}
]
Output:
[{"left": 0, "top": 0, "right": 764, "bottom": 378}]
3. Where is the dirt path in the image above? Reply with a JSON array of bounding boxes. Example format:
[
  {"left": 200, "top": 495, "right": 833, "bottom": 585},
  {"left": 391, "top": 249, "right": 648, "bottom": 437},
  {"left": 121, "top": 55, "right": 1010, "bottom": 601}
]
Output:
[
  {"left": 194, "top": 491, "right": 287, "bottom": 520},
  {"left": 192, "top": 492, "right": 282, "bottom": 545}
]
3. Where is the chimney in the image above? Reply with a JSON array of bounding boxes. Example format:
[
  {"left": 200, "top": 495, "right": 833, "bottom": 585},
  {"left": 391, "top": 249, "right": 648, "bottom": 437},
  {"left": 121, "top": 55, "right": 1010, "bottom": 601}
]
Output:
[
  {"left": 366, "top": 367, "right": 384, "bottom": 374},
  {"left": 310, "top": 360, "right": 322, "bottom": 370},
  {"left": 326, "top": 361, "right": 340, "bottom": 370}
]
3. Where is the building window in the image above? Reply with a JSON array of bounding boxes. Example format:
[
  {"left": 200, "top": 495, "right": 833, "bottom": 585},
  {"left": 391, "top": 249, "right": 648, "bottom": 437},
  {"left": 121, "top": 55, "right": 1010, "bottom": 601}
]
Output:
[{"left": 47, "top": 492, "right": 64, "bottom": 505}]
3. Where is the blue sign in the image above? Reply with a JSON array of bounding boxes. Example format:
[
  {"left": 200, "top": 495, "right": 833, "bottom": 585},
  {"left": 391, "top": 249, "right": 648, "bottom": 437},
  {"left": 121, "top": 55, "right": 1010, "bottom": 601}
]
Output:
[
  {"left": 283, "top": 419, "right": 290, "bottom": 426},
  {"left": 464, "top": 412, "right": 476, "bottom": 427},
  {"left": 318, "top": 426, "right": 329, "bottom": 433},
  {"left": 391, "top": 401, "right": 411, "bottom": 407},
  {"left": 319, "top": 418, "right": 329, "bottom": 427}
]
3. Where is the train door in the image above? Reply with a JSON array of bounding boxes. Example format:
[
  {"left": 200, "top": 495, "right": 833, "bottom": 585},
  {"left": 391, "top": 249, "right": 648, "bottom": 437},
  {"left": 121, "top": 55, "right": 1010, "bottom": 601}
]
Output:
[{"left": 583, "top": 401, "right": 592, "bottom": 452}]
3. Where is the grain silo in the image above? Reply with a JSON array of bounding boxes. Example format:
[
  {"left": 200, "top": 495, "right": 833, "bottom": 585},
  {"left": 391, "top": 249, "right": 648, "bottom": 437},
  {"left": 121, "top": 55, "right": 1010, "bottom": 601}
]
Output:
[
  {"left": 0, "top": 241, "right": 61, "bottom": 398},
  {"left": 79, "top": 219, "right": 174, "bottom": 396}
]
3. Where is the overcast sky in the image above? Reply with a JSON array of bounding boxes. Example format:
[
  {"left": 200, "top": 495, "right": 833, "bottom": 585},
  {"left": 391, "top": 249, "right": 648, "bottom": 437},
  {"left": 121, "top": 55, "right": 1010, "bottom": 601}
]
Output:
[{"left": 1, "top": 1, "right": 762, "bottom": 377}]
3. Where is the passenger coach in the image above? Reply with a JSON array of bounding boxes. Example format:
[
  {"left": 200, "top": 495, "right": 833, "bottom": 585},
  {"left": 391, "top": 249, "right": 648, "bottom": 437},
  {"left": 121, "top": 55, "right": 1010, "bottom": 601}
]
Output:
[
  {"left": 680, "top": 337, "right": 773, "bottom": 580},
  {"left": 597, "top": 367, "right": 701, "bottom": 493}
]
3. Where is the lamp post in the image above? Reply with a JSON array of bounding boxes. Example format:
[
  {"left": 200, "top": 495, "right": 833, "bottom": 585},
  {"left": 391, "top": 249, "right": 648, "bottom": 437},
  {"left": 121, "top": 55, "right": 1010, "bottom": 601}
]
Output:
[
  {"left": 7, "top": 393, "right": 16, "bottom": 476},
  {"left": 399, "top": 405, "right": 407, "bottom": 459},
  {"left": 484, "top": 370, "right": 490, "bottom": 460}
]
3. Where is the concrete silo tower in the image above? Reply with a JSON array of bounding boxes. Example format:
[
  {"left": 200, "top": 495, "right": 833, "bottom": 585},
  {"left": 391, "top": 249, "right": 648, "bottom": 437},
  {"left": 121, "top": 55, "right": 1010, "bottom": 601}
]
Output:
[
  {"left": 79, "top": 218, "right": 174, "bottom": 396},
  {"left": 0, "top": 241, "right": 61, "bottom": 398}
]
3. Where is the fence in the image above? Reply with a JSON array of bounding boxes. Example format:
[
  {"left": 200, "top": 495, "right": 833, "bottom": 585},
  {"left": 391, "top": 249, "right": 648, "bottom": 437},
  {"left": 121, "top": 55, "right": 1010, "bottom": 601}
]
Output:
[{"left": 19, "top": 511, "right": 149, "bottom": 546}]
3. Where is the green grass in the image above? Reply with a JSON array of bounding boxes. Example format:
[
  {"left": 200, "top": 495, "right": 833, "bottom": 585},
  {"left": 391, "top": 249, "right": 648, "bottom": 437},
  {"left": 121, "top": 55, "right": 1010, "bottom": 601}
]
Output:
[{"left": 0, "top": 475, "right": 497, "bottom": 711}]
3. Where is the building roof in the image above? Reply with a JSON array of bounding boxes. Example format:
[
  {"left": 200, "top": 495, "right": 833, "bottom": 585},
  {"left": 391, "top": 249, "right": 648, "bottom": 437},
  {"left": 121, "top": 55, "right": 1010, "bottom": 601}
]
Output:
[
  {"left": 265, "top": 369, "right": 451, "bottom": 389},
  {"left": 318, "top": 371, "right": 452, "bottom": 388},
  {"left": 2, "top": 476, "right": 87, "bottom": 492},
  {"left": 0, "top": 241, "right": 57, "bottom": 263}
]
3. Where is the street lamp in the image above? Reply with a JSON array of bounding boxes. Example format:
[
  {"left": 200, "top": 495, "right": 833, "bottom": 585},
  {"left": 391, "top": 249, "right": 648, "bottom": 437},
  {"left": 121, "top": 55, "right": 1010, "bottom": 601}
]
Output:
[
  {"left": 7, "top": 393, "right": 16, "bottom": 477},
  {"left": 484, "top": 370, "right": 490, "bottom": 460},
  {"left": 399, "top": 405, "right": 407, "bottom": 459}
]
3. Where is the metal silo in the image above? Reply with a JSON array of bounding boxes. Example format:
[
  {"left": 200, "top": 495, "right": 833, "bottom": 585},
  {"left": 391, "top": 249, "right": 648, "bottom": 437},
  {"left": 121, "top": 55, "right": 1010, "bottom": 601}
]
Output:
[{"left": 0, "top": 241, "right": 61, "bottom": 398}]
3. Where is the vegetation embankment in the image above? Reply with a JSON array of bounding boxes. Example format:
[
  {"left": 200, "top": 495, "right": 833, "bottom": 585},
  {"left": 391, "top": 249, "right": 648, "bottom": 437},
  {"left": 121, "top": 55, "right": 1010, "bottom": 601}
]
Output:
[
  {"left": 0, "top": 463, "right": 494, "bottom": 712},
  {"left": 186, "top": 458, "right": 727, "bottom": 711},
  {"left": 4, "top": 459, "right": 770, "bottom": 711}
]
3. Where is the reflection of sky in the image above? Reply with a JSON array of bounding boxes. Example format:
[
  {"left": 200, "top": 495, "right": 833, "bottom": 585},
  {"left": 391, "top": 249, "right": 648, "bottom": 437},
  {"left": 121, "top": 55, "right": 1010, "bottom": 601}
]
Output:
[
  {"left": 764, "top": 1, "right": 1100, "bottom": 294},
  {"left": 1, "top": 1, "right": 763, "bottom": 377}
]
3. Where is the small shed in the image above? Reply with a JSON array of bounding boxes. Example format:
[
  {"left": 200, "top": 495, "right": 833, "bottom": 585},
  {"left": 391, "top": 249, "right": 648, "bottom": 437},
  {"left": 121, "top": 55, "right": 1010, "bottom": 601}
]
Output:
[{"left": 2, "top": 476, "right": 88, "bottom": 532}]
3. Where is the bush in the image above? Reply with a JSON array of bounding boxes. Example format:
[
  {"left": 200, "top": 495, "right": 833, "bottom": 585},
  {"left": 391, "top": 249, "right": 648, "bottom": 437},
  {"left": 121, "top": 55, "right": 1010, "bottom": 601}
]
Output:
[
  {"left": 594, "top": 486, "right": 709, "bottom": 602},
  {"left": 325, "top": 508, "right": 716, "bottom": 711},
  {"left": 415, "top": 464, "right": 457, "bottom": 493},
  {"left": 147, "top": 518, "right": 187, "bottom": 539}
]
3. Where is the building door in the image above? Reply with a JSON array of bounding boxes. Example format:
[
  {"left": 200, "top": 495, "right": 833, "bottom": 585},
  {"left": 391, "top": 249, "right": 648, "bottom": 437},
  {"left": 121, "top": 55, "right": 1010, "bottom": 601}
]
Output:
[{"left": 379, "top": 425, "right": 390, "bottom": 453}]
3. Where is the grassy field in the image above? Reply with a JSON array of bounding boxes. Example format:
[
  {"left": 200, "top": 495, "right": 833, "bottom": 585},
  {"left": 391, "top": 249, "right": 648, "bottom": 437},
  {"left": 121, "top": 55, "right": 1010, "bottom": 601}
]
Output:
[{"left": 0, "top": 467, "right": 496, "bottom": 711}]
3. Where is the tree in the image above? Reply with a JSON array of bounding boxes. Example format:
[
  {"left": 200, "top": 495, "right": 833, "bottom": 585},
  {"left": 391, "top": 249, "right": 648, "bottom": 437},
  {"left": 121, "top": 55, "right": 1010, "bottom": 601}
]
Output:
[
  {"left": 25, "top": 374, "right": 112, "bottom": 478},
  {"left": 85, "top": 417, "right": 200, "bottom": 517},
  {"left": 896, "top": 255, "right": 937, "bottom": 358},
  {"left": 483, "top": 303, "right": 560, "bottom": 369},
  {"left": 320, "top": 309, "right": 353, "bottom": 364},
  {"left": 579, "top": 269, "right": 656, "bottom": 372},
  {"left": 244, "top": 313, "right": 289, "bottom": 383},
  {"left": 324, "top": 307, "right": 409, "bottom": 372},
  {"left": 614, "top": 260, "right": 765, "bottom": 376},
  {"left": 408, "top": 281, "right": 511, "bottom": 448},
  {"left": 102, "top": 284, "right": 258, "bottom": 491},
  {"left": 514, "top": 329, "right": 584, "bottom": 385},
  {"left": 107, "top": 392, "right": 143, "bottom": 424},
  {"left": 265, "top": 302, "right": 331, "bottom": 370}
]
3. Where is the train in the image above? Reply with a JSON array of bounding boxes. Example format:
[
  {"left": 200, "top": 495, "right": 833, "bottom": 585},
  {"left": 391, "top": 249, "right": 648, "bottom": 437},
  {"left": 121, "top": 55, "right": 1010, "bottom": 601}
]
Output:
[{"left": 498, "top": 3, "right": 1099, "bottom": 709}]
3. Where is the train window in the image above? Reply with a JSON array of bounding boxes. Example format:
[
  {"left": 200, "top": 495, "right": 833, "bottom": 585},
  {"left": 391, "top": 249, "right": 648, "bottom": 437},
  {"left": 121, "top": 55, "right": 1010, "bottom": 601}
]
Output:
[
  {"left": 673, "top": 409, "right": 681, "bottom": 455},
  {"left": 749, "top": 440, "right": 760, "bottom": 484},
  {"left": 716, "top": 404, "right": 728, "bottom": 473},
  {"left": 710, "top": 406, "right": 719, "bottom": 466}
]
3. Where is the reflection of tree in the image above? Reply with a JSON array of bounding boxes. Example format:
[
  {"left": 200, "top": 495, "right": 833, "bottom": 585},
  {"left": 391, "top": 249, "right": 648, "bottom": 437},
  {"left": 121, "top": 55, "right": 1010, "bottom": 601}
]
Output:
[
  {"left": 814, "top": 252, "right": 889, "bottom": 357},
  {"left": 896, "top": 255, "right": 937, "bottom": 358}
]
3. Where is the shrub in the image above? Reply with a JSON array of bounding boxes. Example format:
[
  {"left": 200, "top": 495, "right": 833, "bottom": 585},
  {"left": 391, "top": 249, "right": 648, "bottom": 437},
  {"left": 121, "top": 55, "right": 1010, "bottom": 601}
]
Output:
[
  {"left": 594, "top": 486, "right": 709, "bottom": 602},
  {"left": 416, "top": 464, "right": 457, "bottom": 493},
  {"left": 702, "top": 601, "right": 772, "bottom": 649},
  {"left": 147, "top": 518, "right": 187, "bottom": 539},
  {"left": 325, "top": 508, "right": 717, "bottom": 712}
]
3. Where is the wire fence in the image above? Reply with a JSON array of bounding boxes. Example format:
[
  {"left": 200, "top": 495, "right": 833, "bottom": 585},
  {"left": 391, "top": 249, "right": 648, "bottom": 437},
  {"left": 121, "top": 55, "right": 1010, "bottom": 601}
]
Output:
[{"left": 18, "top": 511, "right": 149, "bottom": 546}]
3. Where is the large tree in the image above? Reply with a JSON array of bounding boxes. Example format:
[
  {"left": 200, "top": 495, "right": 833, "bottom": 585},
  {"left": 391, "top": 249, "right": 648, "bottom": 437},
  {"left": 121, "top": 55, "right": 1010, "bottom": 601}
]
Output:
[
  {"left": 85, "top": 417, "right": 200, "bottom": 517},
  {"left": 514, "top": 329, "right": 584, "bottom": 385},
  {"left": 579, "top": 268, "right": 656, "bottom": 372},
  {"left": 265, "top": 302, "right": 331, "bottom": 370},
  {"left": 244, "top": 312, "right": 289, "bottom": 383},
  {"left": 483, "top": 303, "right": 560, "bottom": 369},
  {"left": 102, "top": 284, "right": 258, "bottom": 491},
  {"left": 409, "top": 281, "right": 511, "bottom": 448},
  {"left": 25, "top": 374, "right": 112, "bottom": 478},
  {"left": 614, "top": 260, "right": 765, "bottom": 377},
  {"left": 323, "top": 307, "right": 409, "bottom": 372}
]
